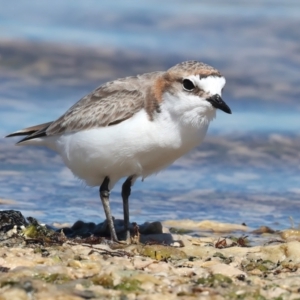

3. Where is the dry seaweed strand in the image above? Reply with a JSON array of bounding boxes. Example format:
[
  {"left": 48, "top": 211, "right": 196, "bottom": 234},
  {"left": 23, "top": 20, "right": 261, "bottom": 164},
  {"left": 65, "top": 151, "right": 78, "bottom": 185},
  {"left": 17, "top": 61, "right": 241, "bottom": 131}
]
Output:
[
  {"left": 65, "top": 240, "right": 133, "bottom": 257},
  {"left": 215, "top": 238, "right": 227, "bottom": 249}
]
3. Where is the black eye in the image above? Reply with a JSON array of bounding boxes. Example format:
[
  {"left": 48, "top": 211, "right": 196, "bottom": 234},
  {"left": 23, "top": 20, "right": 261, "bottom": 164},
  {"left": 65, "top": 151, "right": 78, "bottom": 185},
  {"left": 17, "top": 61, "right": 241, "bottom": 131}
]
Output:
[{"left": 182, "top": 79, "right": 195, "bottom": 91}]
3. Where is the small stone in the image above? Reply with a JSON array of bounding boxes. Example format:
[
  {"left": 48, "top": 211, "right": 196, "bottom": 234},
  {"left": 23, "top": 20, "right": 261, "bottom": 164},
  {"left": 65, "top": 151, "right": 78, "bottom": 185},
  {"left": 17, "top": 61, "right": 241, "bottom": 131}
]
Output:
[{"left": 139, "top": 221, "right": 163, "bottom": 235}]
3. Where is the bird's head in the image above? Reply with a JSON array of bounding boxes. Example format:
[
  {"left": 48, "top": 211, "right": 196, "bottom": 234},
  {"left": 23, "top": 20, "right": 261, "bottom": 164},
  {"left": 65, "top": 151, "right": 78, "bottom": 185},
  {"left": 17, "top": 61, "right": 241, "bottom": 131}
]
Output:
[{"left": 157, "top": 61, "right": 231, "bottom": 126}]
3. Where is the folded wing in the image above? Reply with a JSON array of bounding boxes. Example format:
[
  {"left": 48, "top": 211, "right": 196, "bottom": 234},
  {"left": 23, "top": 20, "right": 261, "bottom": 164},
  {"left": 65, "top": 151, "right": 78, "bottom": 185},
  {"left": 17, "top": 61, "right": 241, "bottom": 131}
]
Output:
[{"left": 6, "top": 76, "right": 152, "bottom": 144}]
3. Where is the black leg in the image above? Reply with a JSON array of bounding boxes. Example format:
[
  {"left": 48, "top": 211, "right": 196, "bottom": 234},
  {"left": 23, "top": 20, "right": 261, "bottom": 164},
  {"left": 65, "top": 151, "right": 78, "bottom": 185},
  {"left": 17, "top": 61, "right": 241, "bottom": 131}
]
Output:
[
  {"left": 122, "top": 176, "right": 133, "bottom": 241},
  {"left": 99, "top": 176, "right": 118, "bottom": 241}
]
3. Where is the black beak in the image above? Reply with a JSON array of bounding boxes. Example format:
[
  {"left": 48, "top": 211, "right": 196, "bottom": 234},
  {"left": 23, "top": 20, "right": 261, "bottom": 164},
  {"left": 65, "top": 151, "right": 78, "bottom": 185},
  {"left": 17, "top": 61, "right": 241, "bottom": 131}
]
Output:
[{"left": 206, "top": 94, "right": 232, "bottom": 114}]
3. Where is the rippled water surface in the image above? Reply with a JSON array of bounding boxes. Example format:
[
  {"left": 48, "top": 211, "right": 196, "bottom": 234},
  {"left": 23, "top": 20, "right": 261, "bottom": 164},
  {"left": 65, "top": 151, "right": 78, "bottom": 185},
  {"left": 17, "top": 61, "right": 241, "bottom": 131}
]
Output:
[{"left": 0, "top": 1, "right": 300, "bottom": 230}]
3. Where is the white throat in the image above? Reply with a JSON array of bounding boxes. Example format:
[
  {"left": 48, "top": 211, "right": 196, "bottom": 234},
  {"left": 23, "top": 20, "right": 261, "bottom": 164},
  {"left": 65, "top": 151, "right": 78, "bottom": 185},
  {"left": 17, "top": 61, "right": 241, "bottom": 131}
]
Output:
[{"left": 162, "top": 90, "right": 216, "bottom": 127}]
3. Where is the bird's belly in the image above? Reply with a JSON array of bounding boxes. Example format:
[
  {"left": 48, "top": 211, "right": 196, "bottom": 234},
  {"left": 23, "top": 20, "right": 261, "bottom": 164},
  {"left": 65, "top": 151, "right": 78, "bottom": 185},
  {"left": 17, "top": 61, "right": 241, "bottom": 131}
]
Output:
[
  {"left": 55, "top": 132, "right": 144, "bottom": 187},
  {"left": 136, "top": 144, "right": 193, "bottom": 178},
  {"left": 53, "top": 110, "right": 207, "bottom": 187},
  {"left": 57, "top": 137, "right": 196, "bottom": 187}
]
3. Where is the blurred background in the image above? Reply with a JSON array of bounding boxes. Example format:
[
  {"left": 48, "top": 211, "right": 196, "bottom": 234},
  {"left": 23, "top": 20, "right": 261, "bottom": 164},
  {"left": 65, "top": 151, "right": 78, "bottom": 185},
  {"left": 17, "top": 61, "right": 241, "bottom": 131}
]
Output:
[{"left": 0, "top": 0, "right": 300, "bottom": 230}]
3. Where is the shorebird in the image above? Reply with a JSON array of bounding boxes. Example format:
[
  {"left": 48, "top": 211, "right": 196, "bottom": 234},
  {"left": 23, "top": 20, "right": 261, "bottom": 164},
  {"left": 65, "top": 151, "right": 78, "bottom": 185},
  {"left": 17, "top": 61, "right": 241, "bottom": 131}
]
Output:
[{"left": 6, "top": 61, "right": 231, "bottom": 242}]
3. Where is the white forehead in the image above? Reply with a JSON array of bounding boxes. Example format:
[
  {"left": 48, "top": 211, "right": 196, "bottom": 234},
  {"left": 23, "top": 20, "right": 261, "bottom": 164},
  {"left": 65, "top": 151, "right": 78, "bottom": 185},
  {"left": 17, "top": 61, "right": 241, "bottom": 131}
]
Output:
[{"left": 186, "top": 75, "right": 226, "bottom": 95}]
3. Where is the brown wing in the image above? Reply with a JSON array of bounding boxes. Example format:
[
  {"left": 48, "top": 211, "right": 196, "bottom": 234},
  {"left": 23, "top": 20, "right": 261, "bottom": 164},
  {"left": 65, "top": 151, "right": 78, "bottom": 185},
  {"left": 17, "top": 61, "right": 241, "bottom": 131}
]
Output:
[
  {"left": 46, "top": 78, "right": 149, "bottom": 136},
  {"left": 6, "top": 85, "right": 144, "bottom": 143},
  {"left": 6, "top": 71, "right": 163, "bottom": 143}
]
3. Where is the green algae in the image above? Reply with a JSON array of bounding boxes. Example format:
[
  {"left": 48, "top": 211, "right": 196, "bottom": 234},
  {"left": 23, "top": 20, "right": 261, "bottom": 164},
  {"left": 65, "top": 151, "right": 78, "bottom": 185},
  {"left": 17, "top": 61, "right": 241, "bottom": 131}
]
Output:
[
  {"left": 226, "top": 289, "right": 267, "bottom": 300},
  {"left": 90, "top": 274, "right": 141, "bottom": 292},
  {"left": 138, "top": 244, "right": 187, "bottom": 260},
  {"left": 114, "top": 277, "right": 141, "bottom": 292},
  {"left": 22, "top": 217, "right": 65, "bottom": 247},
  {"left": 34, "top": 273, "right": 71, "bottom": 284},
  {"left": 23, "top": 224, "right": 39, "bottom": 238},
  {"left": 242, "top": 259, "right": 278, "bottom": 273},
  {"left": 213, "top": 252, "right": 227, "bottom": 260},
  {"left": 213, "top": 252, "right": 233, "bottom": 264},
  {"left": 197, "top": 274, "right": 232, "bottom": 288},
  {"left": 23, "top": 222, "right": 56, "bottom": 240},
  {"left": 91, "top": 274, "right": 114, "bottom": 289},
  {"left": 0, "top": 279, "right": 19, "bottom": 288}
]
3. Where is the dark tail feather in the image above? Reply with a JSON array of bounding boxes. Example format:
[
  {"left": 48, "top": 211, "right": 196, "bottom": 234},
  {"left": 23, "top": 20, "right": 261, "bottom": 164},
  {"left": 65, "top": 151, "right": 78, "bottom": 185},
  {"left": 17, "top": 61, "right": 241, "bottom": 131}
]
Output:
[{"left": 6, "top": 121, "right": 53, "bottom": 143}]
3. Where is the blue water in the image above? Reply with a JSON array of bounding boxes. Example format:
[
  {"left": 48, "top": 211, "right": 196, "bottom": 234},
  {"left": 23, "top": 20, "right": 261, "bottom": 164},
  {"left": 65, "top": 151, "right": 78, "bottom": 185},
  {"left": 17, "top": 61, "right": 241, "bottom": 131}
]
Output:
[{"left": 0, "top": 1, "right": 300, "bottom": 231}]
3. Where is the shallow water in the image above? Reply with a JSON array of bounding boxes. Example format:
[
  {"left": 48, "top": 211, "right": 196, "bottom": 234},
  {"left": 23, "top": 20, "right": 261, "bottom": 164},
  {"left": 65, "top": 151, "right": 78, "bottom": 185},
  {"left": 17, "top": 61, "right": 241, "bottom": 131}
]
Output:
[{"left": 0, "top": 1, "right": 300, "bottom": 230}]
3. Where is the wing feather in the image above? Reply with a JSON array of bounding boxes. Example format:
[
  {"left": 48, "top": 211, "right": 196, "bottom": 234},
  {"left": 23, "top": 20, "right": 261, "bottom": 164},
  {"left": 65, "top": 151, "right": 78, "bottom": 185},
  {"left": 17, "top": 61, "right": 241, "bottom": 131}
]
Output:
[
  {"left": 6, "top": 71, "right": 163, "bottom": 143},
  {"left": 46, "top": 78, "right": 147, "bottom": 136},
  {"left": 6, "top": 122, "right": 53, "bottom": 138}
]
